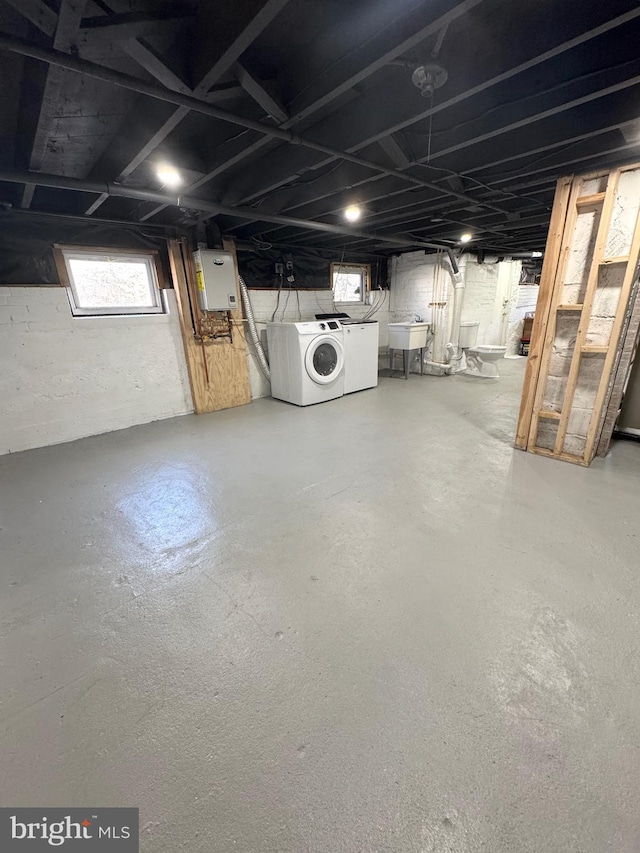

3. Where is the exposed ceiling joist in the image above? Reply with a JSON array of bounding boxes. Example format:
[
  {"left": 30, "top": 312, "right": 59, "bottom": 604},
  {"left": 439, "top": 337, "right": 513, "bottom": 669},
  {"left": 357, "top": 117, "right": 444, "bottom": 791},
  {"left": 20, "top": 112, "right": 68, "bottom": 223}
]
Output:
[
  {"left": 77, "top": 9, "right": 194, "bottom": 49},
  {"left": 271, "top": 120, "right": 636, "bottom": 227},
  {"left": 138, "top": 60, "right": 290, "bottom": 224},
  {"left": 353, "top": 5, "right": 640, "bottom": 156},
  {"left": 0, "top": 33, "right": 512, "bottom": 219},
  {"left": 279, "top": 143, "right": 640, "bottom": 247},
  {"left": 232, "top": 113, "right": 640, "bottom": 243},
  {"left": 234, "top": 61, "right": 288, "bottom": 123},
  {"left": 82, "top": 0, "right": 292, "bottom": 215},
  {"left": 3, "top": 0, "right": 639, "bottom": 257},
  {"left": 0, "top": 167, "right": 461, "bottom": 266},
  {"left": 20, "top": 0, "right": 87, "bottom": 210},
  {"left": 286, "top": 0, "right": 486, "bottom": 126},
  {"left": 227, "top": 6, "right": 640, "bottom": 215},
  {"left": 421, "top": 70, "right": 640, "bottom": 164},
  {"left": 441, "top": 121, "right": 635, "bottom": 180},
  {"left": 80, "top": 7, "right": 193, "bottom": 30},
  {"left": 378, "top": 135, "right": 411, "bottom": 169},
  {"left": 122, "top": 38, "right": 191, "bottom": 94},
  {"left": 184, "top": 0, "right": 488, "bottom": 206},
  {"left": 3, "top": 0, "right": 57, "bottom": 37},
  {"left": 194, "top": 0, "right": 292, "bottom": 94}
]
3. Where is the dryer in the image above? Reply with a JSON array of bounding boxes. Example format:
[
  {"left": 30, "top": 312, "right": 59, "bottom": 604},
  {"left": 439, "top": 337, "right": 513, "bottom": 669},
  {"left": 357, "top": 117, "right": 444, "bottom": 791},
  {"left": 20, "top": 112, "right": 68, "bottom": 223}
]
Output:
[
  {"left": 341, "top": 319, "right": 379, "bottom": 393},
  {"left": 266, "top": 321, "right": 345, "bottom": 406}
]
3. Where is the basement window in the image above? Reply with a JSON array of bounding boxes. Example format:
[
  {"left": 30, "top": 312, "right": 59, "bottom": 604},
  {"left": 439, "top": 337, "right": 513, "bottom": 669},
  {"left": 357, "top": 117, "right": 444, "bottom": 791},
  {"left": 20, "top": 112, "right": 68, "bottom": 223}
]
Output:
[
  {"left": 331, "top": 262, "right": 370, "bottom": 304},
  {"left": 55, "top": 247, "right": 164, "bottom": 317}
]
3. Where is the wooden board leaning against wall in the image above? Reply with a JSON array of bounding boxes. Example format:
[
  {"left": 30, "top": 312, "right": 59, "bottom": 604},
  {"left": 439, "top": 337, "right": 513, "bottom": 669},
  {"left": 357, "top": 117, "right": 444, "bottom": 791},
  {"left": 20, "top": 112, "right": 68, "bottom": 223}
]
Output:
[
  {"left": 515, "top": 164, "right": 640, "bottom": 466},
  {"left": 168, "top": 237, "right": 251, "bottom": 414}
]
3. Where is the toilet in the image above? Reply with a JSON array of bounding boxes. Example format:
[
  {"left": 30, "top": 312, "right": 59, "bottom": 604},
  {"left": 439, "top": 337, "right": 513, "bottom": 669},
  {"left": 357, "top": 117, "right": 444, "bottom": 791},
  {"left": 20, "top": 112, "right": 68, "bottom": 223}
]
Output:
[{"left": 459, "top": 322, "right": 507, "bottom": 378}]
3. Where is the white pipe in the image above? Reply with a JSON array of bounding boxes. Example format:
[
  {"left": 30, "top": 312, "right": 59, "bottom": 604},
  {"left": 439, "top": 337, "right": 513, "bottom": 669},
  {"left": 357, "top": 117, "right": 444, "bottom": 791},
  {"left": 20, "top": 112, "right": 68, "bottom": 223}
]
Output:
[
  {"left": 448, "top": 268, "right": 465, "bottom": 349},
  {"left": 424, "top": 360, "right": 451, "bottom": 375},
  {"left": 238, "top": 274, "right": 271, "bottom": 381},
  {"left": 444, "top": 259, "right": 466, "bottom": 372}
]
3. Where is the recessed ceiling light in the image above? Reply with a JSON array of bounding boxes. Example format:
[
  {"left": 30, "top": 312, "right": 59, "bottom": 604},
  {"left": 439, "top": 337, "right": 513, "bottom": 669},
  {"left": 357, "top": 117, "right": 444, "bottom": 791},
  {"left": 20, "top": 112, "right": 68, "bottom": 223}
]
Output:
[
  {"left": 460, "top": 232, "right": 473, "bottom": 243},
  {"left": 344, "top": 204, "right": 362, "bottom": 222},
  {"left": 156, "top": 164, "right": 182, "bottom": 189}
]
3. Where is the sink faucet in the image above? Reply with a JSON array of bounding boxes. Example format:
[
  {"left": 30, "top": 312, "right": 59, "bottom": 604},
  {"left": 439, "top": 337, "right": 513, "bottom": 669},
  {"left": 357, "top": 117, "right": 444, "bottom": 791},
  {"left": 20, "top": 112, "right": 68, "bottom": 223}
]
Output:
[{"left": 414, "top": 314, "right": 423, "bottom": 322}]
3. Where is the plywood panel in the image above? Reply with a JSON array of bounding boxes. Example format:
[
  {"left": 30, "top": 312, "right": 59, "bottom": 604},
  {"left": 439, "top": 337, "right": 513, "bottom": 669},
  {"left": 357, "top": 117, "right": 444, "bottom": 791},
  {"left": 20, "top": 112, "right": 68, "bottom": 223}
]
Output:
[{"left": 168, "top": 238, "right": 251, "bottom": 414}]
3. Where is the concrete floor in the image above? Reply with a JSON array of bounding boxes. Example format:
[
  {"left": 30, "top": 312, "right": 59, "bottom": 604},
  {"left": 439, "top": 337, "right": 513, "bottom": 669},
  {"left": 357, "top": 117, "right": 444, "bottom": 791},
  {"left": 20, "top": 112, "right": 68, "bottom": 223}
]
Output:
[{"left": 2, "top": 359, "right": 640, "bottom": 852}]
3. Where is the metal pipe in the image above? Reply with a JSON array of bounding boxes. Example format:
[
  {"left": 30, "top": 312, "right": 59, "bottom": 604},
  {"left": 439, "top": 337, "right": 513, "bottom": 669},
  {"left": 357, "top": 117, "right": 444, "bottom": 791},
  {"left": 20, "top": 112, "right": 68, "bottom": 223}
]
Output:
[
  {"left": 0, "top": 33, "right": 508, "bottom": 215},
  {"left": 0, "top": 204, "right": 179, "bottom": 232},
  {"left": 0, "top": 168, "right": 456, "bottom": 253}
]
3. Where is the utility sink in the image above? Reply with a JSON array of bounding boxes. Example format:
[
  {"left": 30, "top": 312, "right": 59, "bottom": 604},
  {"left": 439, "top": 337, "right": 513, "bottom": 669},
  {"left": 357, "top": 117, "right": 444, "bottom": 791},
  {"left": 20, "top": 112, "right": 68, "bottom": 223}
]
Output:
[{"left": 388, "top": 321, "right": 430, "bottom": 350}]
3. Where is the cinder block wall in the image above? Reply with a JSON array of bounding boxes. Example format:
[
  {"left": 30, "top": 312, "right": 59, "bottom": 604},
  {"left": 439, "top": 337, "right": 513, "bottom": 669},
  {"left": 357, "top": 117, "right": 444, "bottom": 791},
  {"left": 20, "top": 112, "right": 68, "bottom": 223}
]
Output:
[
  {"left": 506, "top": 284, "right": 539, "bottom": 356},
  {"left": 244, "top": 288, "right": 390, "bottom": 399},
  {"left": 0, "top": 287, "right": 193, "bottom": 455},
  {"left": 389, "top": 253, "right": 444, "bottom": 323},
  {"left": 389, "top": 252, "right": 524, "bottom": 355}
]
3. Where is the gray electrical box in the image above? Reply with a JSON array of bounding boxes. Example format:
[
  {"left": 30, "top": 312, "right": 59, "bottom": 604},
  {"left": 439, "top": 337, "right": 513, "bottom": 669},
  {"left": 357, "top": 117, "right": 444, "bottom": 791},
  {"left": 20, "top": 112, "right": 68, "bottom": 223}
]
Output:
[{"left": 193, "top": 249, "right": 239, "bottom": 311}]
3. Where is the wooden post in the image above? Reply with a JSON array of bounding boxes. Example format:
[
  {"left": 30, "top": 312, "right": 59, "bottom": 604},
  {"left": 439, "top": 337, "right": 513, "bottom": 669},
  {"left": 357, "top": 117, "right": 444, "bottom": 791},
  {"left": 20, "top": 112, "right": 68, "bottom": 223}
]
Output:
[
  {"left": 526, "top": 175, "right": 584, "bottom": 450},
  {"left": 515, "top": 176, "right": 572, "bottom": 449},
  {"left": 552, "top": 170, "right": 620, "bottom": 455},
  {"left": 584, "top": 206, "right": 640, "bottom": 462}
]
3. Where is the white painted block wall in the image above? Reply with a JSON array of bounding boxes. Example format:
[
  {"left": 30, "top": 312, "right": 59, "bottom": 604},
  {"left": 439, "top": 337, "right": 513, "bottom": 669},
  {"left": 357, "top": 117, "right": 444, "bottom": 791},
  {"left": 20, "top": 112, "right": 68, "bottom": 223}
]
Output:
[
  {"left": 506, "top": 285, "right": 539, "bottom": 356},
  {"left": 461, "top": 258, "right": 522, "bottom": 345},
  {"left": 244, "top": 288, "right": 390, "bottom": 398},
  {"left": 389, "top": 251, "right": 523, "bottom": 360},
  {"left": 0, "top": 287, "right": 193, "bottom": 455}
]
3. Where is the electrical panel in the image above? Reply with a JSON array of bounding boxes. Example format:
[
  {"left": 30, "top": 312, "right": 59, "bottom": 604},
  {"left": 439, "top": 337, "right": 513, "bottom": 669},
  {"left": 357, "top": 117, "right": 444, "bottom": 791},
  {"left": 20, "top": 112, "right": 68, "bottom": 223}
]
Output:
[{"left": 193, "top": 249, "right": 239, "bottom": 311}]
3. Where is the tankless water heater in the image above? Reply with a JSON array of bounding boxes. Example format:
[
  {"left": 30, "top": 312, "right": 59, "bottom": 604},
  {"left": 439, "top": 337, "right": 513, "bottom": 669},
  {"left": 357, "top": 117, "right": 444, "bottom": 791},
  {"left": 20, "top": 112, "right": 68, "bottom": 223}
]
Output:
[{"left": 193, "top": 249, "right": 239, "bottom": 311}]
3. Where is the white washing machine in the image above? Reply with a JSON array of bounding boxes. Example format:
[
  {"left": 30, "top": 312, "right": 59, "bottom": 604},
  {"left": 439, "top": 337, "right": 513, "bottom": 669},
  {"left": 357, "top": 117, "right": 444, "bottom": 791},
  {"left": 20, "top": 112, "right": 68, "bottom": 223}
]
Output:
[
  {"left": 341, "top": 319, "right": 379, "bottom": 393},
  {"left": 266, "top": 320, "right": 345, "bottom": 406}
]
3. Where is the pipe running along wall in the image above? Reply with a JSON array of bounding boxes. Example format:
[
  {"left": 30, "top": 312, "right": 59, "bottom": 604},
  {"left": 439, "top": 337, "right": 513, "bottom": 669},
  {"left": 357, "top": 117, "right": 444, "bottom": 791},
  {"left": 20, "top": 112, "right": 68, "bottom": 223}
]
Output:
[
  {"left": 0, "top": 168, "right": 460, "bottom": 272},
  {"left": 0, "top": 34, "right": 507, "bottom": 218}
]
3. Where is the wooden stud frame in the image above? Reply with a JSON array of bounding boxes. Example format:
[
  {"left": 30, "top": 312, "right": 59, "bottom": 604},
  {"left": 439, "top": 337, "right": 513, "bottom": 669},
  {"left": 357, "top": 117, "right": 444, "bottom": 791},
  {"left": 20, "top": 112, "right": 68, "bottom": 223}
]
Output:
[
  {"left": 515, "top": 176, "right": 573, "bottom": 449},
  {"left": 516, "top": 163, "right": 640, "bottom": 466},
  {"left": 596, "top": 281, "right": 640, "bottom": 456}
]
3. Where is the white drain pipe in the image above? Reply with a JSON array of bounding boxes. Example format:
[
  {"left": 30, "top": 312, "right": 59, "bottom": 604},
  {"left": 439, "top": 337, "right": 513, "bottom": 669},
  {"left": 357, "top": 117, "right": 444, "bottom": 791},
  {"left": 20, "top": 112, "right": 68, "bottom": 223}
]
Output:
[
  {"left": 423, "top": 258, "right": 465, "bottom": 375},
  {"left": 239, "top": 275, "right": 270, "bottom": 381},
  {"left": 445, "top": 266, "right": 466, "bottom": 374}
]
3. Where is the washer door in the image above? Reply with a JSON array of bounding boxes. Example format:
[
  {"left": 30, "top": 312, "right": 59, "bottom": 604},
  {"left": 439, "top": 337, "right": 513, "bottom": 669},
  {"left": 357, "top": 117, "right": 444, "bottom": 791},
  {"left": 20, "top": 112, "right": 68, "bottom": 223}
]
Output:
[{"left": 305, "top": 335, "right": 344, "bottom": 385}]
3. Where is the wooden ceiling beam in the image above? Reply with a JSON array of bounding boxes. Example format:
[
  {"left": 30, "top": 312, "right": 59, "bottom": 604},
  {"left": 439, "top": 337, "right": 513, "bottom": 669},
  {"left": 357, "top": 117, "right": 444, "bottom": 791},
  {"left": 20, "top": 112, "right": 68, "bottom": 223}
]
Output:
[
  {"left": 77, "top": 13, "right": 192, "bottom": 49},
  {"left": 83, "top": 0, "right": 292, "bottom": 215},
  {"left": 21, "top": 0, "right": 87, "bottom": 209},
  {"left": 225, "top": 5, "right": 640, "bottom": 216},
  {"left": 79, "top": 7, "right": 194, "bottom": 30},
  {"left": 3, "top": 0, "right": 57, "bottom": 37},
  {"left": 378, "top": 135, "right": 411, "bottom": 169},
  {"left": 122, "top": 38, "right": 191, "bottom": 94},
  {"left": 263, "top": 120, "right": 636, "bottom": 229},
  {"left": 234, "top": 62, "right": 288, "bottom": 124},
  {"left": 177, "top": 0, "right": 488, "bottom": 211}
]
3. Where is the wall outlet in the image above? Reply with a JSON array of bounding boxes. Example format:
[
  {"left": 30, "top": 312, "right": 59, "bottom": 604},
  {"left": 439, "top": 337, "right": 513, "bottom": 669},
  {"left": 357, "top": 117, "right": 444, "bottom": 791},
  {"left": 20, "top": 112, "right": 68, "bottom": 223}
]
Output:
[{"left": 275, "top": 262, "right": 284, "bottom": 275}]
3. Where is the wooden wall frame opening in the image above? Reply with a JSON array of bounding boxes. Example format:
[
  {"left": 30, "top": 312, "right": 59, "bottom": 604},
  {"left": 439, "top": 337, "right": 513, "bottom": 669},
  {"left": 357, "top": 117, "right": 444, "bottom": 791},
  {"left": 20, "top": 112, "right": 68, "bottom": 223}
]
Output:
[{"left": 516, "top": 164, "right": 640, "bottom": 466}]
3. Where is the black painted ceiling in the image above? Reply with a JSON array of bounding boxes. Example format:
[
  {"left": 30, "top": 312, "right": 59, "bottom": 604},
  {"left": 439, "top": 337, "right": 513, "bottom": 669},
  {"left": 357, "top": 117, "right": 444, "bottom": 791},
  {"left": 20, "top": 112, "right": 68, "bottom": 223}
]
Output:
[{"left": 1, "top": 0, "right": 640, "bottom": 258}]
